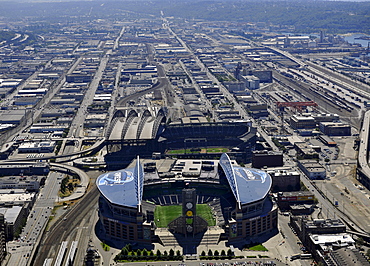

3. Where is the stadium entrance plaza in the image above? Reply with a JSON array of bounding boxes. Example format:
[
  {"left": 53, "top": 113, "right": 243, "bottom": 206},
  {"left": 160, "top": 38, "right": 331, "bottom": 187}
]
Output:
[{"left": 92, "top": 227, "right": 291, "bottom": 266}]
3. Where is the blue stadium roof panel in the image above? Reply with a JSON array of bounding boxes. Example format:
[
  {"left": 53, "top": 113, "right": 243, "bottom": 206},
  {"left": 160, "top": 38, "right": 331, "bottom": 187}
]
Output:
[
  {"left": 233, "top": 166, "right": 272, "bottom": 205},
  {"left": 220, "top": 153, "right": 271, "bottom": 206},
  {"left": 96, "top": 167, "right": 139, "bottom": 207}
]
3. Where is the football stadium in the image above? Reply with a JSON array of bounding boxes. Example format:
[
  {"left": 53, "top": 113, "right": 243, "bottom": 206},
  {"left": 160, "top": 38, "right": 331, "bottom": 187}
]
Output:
[{"left": 96, "top": 153, "right": 278, "bottom": 250}]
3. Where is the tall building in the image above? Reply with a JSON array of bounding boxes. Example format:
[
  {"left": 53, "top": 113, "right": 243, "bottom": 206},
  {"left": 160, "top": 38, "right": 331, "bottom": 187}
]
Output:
[{"left": 0, "top": 214, "right": 6, "bottom": 265}]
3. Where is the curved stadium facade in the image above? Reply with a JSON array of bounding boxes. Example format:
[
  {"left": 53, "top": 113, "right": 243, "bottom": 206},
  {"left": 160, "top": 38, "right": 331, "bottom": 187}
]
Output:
[{"left": 97, "top": 153, "right": 277, "bottom": 245}]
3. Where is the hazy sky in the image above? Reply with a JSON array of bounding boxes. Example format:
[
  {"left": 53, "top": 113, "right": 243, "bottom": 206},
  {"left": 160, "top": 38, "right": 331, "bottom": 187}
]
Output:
[{"left": 2, "top": 0, "right": 370, "bottom": 1}]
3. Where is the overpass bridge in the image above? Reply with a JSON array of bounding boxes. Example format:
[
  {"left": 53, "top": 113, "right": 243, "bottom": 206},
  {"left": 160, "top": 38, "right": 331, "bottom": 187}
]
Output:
[
  {"left": 2, "top": 137, "right": 106, "bottom": 163},
  {"left": 357, "top": 110, "right": 370, "bottom": 189}
]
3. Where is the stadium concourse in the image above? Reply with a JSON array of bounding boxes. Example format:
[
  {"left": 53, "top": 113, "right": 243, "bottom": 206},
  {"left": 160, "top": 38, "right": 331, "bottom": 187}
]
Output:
[{"left": 96, "top": 153, "right": 278, "bottom": 251}]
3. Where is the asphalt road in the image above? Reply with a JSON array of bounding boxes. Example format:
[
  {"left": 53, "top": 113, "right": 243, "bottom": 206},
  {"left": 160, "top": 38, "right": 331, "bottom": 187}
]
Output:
[
  {"left": 116, "top": 64, "right": 172, "bottom": 107},
  {"left": 7, "top": 172, "right": 61, "bottom": 266},
  {"left": 114, "top": 259, "right": 286, "bottom": 266},
  {"left": 68, "top": 55, "right": 109, "bottom": 139}
]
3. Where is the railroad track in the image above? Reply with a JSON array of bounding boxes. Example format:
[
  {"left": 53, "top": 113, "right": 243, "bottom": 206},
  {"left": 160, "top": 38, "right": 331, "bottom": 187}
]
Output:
[{"left": 32, "top": 186, "right": 99, "bottom": 266}]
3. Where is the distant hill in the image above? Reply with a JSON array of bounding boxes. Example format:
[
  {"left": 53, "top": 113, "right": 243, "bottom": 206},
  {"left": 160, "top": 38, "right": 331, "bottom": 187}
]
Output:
[{"left": 0, "top": 0, "right": 369, "bottom": 34}]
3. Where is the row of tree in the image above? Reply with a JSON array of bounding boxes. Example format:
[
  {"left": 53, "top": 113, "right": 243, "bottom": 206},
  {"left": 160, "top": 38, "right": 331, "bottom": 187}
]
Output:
[
  {"left": 115, "top": 244, "right": 182, "bottom": 262},
  {"left": 199, "top": 249, "right": 243, "bottom": 260}
]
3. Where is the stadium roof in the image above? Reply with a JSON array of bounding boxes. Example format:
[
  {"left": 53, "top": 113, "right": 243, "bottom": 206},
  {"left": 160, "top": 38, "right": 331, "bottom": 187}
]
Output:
[
  {"left": 97, "top": 154, "right": 271, "bottom": 209},
  {"left": 96, "top": 156, "right": 144, "bottom": 208},
  {"left": 219, "top": 153, "right": 271, "bottom": 208}
]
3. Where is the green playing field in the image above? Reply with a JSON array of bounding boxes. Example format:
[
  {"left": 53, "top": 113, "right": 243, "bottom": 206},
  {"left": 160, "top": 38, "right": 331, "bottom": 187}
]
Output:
[{"left": 154, "top": 204, "right": 216, "bottom": 228}]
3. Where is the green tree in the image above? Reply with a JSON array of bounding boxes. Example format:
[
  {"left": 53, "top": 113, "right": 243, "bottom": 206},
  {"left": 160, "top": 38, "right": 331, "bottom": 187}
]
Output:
[
  {"left": 121, "top": 248, "right": 128, "bottom": 257},
  {"left": 201, "top": 250, "right": 206, "bottom": 256},
  {"left": 356, "top": 237, "right": 365, "bottom": 247},
  {"left": 214, "top": 250, "right": 219, "bottom": 256},
  {"left": 300, "top": 182, "right": 308, "bottom": 191},
  {"left": 169, "top": 249, "right": 175, "bottom": 257},
  {"left": 366, "top": 249, "right": 370, "bottom": 258},
  {"left": 221, "top": 250, "right": 226, "bottom": 256},
  {"left": 208, "top": 249, "right": 213, "bottom": 256},
  {"left": 176, "top": 250, "right": 181, "bottom": 257},
  {"left": 227, "top": 249, "right": 233, "bottom": 257},
  {"left": 156, "top": 250, "right": 161, "bottom": 257},
  {"left": 163, "top": 250, "right": 168, "bottom": 257},
  {"left": 142, "top": 249, "right": 148, "bottom": 257}
]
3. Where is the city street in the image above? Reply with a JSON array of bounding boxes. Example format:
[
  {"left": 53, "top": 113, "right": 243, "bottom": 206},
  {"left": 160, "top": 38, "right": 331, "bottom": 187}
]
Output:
[{"left": 7, "top": 172, "right": 60, "bottom": 266}]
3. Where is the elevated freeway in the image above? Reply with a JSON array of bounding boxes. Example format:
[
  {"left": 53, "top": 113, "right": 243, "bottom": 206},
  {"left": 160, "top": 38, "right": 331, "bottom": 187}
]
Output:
[
  {"left": 1, "top": 137, "right": 105, "bottom": 163},
  {"left": 357, "top": 110, "right": 370, "bottom": 190},
  {"left": 116, "top": 64, "right": 173, "bottom": 107}
]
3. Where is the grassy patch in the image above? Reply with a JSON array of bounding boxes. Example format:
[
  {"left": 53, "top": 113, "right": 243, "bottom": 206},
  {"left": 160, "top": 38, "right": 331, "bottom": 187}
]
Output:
[
  {"left": 206, "top": 148, "right": 228, "bottom": 153},
  {"left": 82, "top": 145, "right": 92, "bottom": 150},
  {"left": 154, "top": 205, "right": 182, "bottom": 227},
  {"left": 101, "top": 242, "right": 110, "bottom": 251},
  {"left": 166, "top": 148, "right": 228, "bottom": 154},
  {"left": 247, "top": 244, "right": 268, "bottom": 251},
  {"left": 196, "top": 204, "right": 216, "bottom": 226},
  {"left": 166, "top": 149, "right": 183, "bottom": 154},
  {"left": 58, "top": 177, "right": 80, "bottom": 198},
  {"left": 166, "top": 149, "right": 196, "bottom": 154},
  {"left": 154, "top": 204, "right": 215, "bottom": 227}
]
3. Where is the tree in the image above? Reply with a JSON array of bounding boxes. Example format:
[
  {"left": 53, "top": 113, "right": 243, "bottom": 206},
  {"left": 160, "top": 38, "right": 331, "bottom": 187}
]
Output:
[
  {"left": 227, "top": 249, "right": 233, "bottom": 257},
  {"left": 221, "top": 250, "right": 226, "bottom": 256},
  {"left": 208, "top": 249, "right": 213, "bottom": 256},
  {"left": 68, "top": 182, "right": 74, "bottom": 192},
  {"left": 214, "top": 250, "right": 219, "bottom": 256},
  {"left": 366, "top": 249, "right": 370, "bottom": 258},
  {"left": 149, "top": 250, "right": 154, "bottom": 257},
  {"left": 121, "top": 248, "right": 128, "bottom": 257},
  {"left": 201, "top": 250, "right": 206, "bottom": 256},
  {"left": 163, "top": 250, "right": 168, "bottom": 257},
  {"left": 356, "top": 237, "right": 365, "bottom": 247},
  {"left": 169, "top": 249, "right": 175, "bottom": 257},
  {"left": 142, "top": 249, "right": 148, "bottom": 257},
  {"left": 176, "top": 250, "right": 181, "bottom": 257},
  {"left": 156, "top": 250, "right": 161, "bottom": 257}
]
